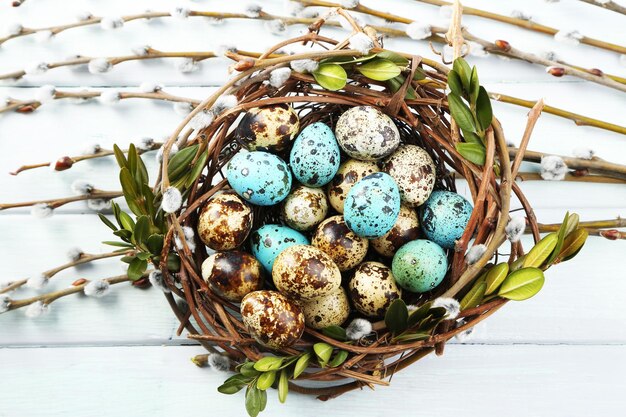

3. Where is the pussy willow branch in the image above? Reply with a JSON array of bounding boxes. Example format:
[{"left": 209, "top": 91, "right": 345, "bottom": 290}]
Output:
[
  {"left": 412, "top": 0, "right": 626, "bottom": 55},
  {"left": 0, "top": 250, "right": 129, "bottom": 294},
  {"left": 511, "top": 172, "right": 625, "bottom": 184},
  {"left": 579, "top": 0, "right": 626, "bottom": 16},
  {"left": 0, "top": 189, "right": 123, "bottom": 211},
  {"left": 533, "top": 217, "right": 626, "bottom": 240}
]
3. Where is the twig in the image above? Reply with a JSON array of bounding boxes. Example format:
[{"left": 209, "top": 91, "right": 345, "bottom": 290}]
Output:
[
  {"left": 0, "top": 189, "right": 123, "bottom": 211},
  {"left": 510, "top": 172, "right": 626, "bottom": 184},
  {"left": 579, "top": 0, "right": 626, "bottom": 16}
]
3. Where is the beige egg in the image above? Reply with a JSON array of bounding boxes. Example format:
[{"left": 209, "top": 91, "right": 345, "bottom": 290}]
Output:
[
  {"left": 201, "top": 251, "right": 263, "bottom": 302},
  {"left": 235, "top": 105, "right": 300, "bottom": 153},
  {"left": 312, "top": 215, "right": 369, "bottom": 271},
  {"left": 197, "top": 190, "right": 253, "bottom": 251},
  {"left": 327, "top": 159, "right": 379, "bottom": 213},
  {"left": 382, "top": 145, "right": 436, "bottom": 207},
  {"left": 349, "top": 262, "right": 402, "bottom": 318},
  {"left": 272, "top": 245, "right": 341, "bottom": 301},
  {"left": 281, "top": 186, "right": 329, "bottom": 232},
  {"left": 371, "top": 204, "right": 420, "bottom": 258},
  {"left": 241, "top": 290, "right": 305, "bottom": 349},
  {"left": 300, "top": 287, "right": 351, "bottom": 329}
]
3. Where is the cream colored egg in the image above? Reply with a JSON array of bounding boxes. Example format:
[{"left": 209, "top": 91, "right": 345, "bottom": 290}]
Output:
[
  {"left": 300, "top": 287, "right": 351, "bottom": 329},
  {"left": 312, "top": 215, "right": 368, "bottom": 271},
  {"left": 197, "top": 190, "right": 253, "bottom": 251},
  {"left": 327, "top": 159, "right": 379, "bottom": 213},
  {"left": 335, "top": 106, "right": 400, "bottom": 161},
  {"left": 382, "top": 145, "right": 436, "bottom": 207},
  {"left": 349, "top": 262, "right": 402, "bottom": 318},
  {"left": 371, "top": 204, "right": 420, "bottom": 258},
  {"left": 281, "top": 186, "right": 329, "bottom": 232}
]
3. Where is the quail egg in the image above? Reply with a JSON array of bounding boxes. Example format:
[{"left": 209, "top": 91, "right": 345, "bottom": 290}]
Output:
[
  {"left": 349, "top": 262, "right": 402, "bottom": 318},
  {"left": 197, "top": 190, "right": 253, "bottom": 251},
  {"left": 392, "top": 239, "right": 448, "bottom": 293},
  {"left": 419, "top": 190, "right": 473, "bottom": 249},
  {"left": 311, "top": 215, "right": 368, "bottom": 271},
  {"left": 335, "top": 106, "right": 400, "bottom": 161},
  {"left": 250, "top": 224, "right": 309, "bottom": 273},
  {"left": 327, "top": 159, "right": 380, "bottom": 213},
  {"left": 300, "top": 287, "right": 351, "bottom": 330},
  {"left": 371, "top": 204, "right": 420, "bottom": 258},
  {"left": 201, "top": 251, "right": 263, "bottom": 302},
  {"left": 235, "top": 105, "right": 300, "bottom": 153},
  {"left": 289, "top": 122, "right": 341, "bottom": 187},
  {"left": 281, "top": 186, "right": 329, "bottom": 232},
  {"left": 382, "top": 144, "right": 436, "bottom": 207}
]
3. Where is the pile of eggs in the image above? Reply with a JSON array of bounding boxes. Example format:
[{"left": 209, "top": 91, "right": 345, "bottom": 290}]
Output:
[{"left": 197, "top": 104, "right": 473, "bottom": 350}]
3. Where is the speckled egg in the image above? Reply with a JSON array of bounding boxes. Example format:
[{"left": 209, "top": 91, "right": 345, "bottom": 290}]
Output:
[
  {"left": 250, "top": 224, "right": 309, "bottom": 273},
  {"left": 392, "top": 239, "right": 448, "bottom": 293},
  {"left": 289, "top": 122, "right": 341, "bottom": 187},
  {"left": 300, "top": 287, "right": 350, "bottom": 329},
  {"left": 226, "top": 151, "right": 292, "bottom": 206},
  {"left": 344, "top": 172, "right": 401, "bottom": 239},
  {"left": 312, "top": 215, "right": 368, "bottom": 271},
  {"left": 197, "top": 190, "right": 253, "bottom": 251},
  {"left": 349, "top": 262, "right": 402, "bottom": 318},
  {"left": 241, "top": 290, "right": 304, "bottom": 349},
  {"left": 335, "top": 106, "right": 400, "bottom": 161},
  {"left": 280, "top": 186, "right": 328, "bottom": 232},
  {"left": 419, "top": 190, "right": 473, "bottom": 249},
  {"left": 201, "top": 251, "right": 263, "bottom": 302},
  {"left": 235, "top": 105, "right": 300, "bottom": 153},
  {"left": 382, "top": 145, "right": 436, "bottom": 207},
  {"left": 272, "top": 245, "right": 341, "bottom": 301},
  {"left": 371, "top": 204, "right": 420, "bottom": 258},
  {"left": 327, "top": 159, "right": 379, "bottom": 213}
]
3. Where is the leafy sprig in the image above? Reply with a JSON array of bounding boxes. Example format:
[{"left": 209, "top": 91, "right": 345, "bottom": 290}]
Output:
[{"left": 384, "top": 299, "right": 447, "bottom": 343}]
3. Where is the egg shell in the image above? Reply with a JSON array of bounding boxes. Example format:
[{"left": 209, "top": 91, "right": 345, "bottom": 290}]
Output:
[
  {"left": 299, "top": 287, "right": 350, "bottom": 329},
  {"left": 349, "top": 262, "right": 402, "bottom": 318},
  {"left": 272, "top": 245, "right": 342, "bottom": 301},
  {"left": 419, "top": 190, "right": 473, "bottom": 249},
  {"left": 371, "top": 204, "right": 420, "bottom": 258},
  {"left": 226, "top": 151, "right": 292, "bottom": 206},
  {"left": 201, "top": 251, "right": 263, "bottom": 302},
  {"left": 327, "top": 159, "right": 379, "bottom": 213},
  {"left": 311, "top": 215, "right": 368, "bottom": 271},
  {"left": 344, "top": 172, "right": 401, "bottom": 239},
  {"left": 392, "top": 239, "right": 448, "bottom": 293},
  {"left": 289, "top": 122, "right": 341, "bottom": 187},
  {"left": 241, "top": 290, "right": 304, "bottom": 349},
  {"left": 382, "top": 145, "right": 436, "bottom": 207},
  {"left": 281, "top": 186, "right": 329, "bottom": 231},
  {"left": 250, "top": 224, "right": 309, "bottom": 273},
  {"left": 335, "top": 106, "right": 400, "bottom": 161},
  {"left": 235, "top": 105, "right": 300, "bottom": 153},
  {"left": 197, "top": 190, "right": 253, "bottom": 251}
]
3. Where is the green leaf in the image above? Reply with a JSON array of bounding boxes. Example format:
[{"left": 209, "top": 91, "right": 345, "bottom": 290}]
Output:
[
  {"left": 119, "top": 167, "right": 138, "bottom": 200},
  {"left": 386, "top": 75, "right": 417, "bottom": 100},
  {"left": 322, "top": 54, "right": 376, "bottom": 65},
  {"left": 384, "top": 298, "right": 409, "bottom": 335},
  {"left": 448, "top": 93, "right": 477, "bottom": 133},
  {"left": 545, "top": 212, "right": 569, "bottom": 266},
  {"left": 118, "top": 211, "right": 135, "bottom": 232},
  {"left": 357, "top": 58, "right": 401, "bottom": 81},
  {"left": 453, "top": 57, "right": 471, "bottom": 92},
  {"left": 146, "top": 234, "right": 164, "bottom": 255},
  {"left": 256, "top": 371, "right": 276, "bottom": 391},
  {"left": 102, "top": 241, "right": 134, "bottom": 248},
  {"left": 253, "top": 356, "right": 283, "bottom": 372},
  {"left": 523, "top": 233, "right": 558, "bottom": 268},
  {"left": 238, "top": 362, "right": 261, "bottom": 378},
  {"left": 133, "top": 215, "right": 150, "bottom": 247},
  {"left": 98, "top": 213, "right": 117, "bottom": 231},
  {"left": 498, "top": 267, "right": 545, "bottom": 301},
  {"left": 217, "top": 380, "right": 247, "bottom": 394},
  {"left": 167, "top": 253, "right": 181, "bottom": 272},
  {"left": 564, "top": 213, "right": 579, "bottom": 238},
  {"left": 127, "top": 257, "right": 147, "bottom": 281},
  {"left": 167, "top": 144, "right": 199, "bottom": 181},
  {"left": 469, "top": 66, "right": 480, "bottom": 106},
  {"left": 136, "top": 252, "right": 151, "bottom": 261},
  {"left": 510, "top": 254, "right": 526, "bottom": 272},
  {"left": 392, "top": 332, "right": 431, "bottom": 343},
  {"left": 461, "top": 129, "right": 483, "bottom": 144},
  {"left": 559, "top": 228, "right": 588, "bottom": 262},
  {"left": 113, "top": 144, "right": 128, "bottom": 169},
  {"left": 447, "top": 70, "right": 463, "bottom": 97},
  {"left": 313, "top": 343, "right": 333, "bottom": 367},
  {"left": 455, "top": 142, "right": 486, "bottom": 165},
  {"left": 278, "top": 369, "right": 288, "bottom": 403},
  {"left": 460, "top": 280, "right": 487, "bottom": 311},
  {"left": 376, "top": 50, "right": 409, "bottom": 67},
  {"left": 476, "top": 86, "right": 493, "bottom": 131},
  {"left": 322, "top": 325, "right": 347, "bottom": 341},
  {"left": 412, "top": 67, "right": 427, "bottom": 80},
  {"left": 245, "top": 386, "right": 262, "bottom": 417},
  {"left": 259, "top": 389, "right": 267, "bottom": 412},
  {"left": 312, "top": 63, "right": 347, "bottom": 91},
  {"left": 185, "top": 150, "right": 208, "bottom": 188},
  {"left": 485, "top": 262, "right": 510, "bottom": 295},
  {"left": 407, "top": 302, "right": 432, "bottom": 328},
  {"left": 293, "top": 352, "right": 311, "bottom": 379},
  {"left": 113, "top": 229, "right": 132, "bottom": 241},
  {"left": 328, "top": 350, "right": 348, "bottom": 368}
]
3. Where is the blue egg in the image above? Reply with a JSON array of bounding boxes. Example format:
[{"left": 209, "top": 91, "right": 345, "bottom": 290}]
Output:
[
  {"left": 226, "top": 151, "right": 292, "bottom": 206},
  {"left": 250, "top": 224, "right": 310, "bottom": 273},
  {"left": 289, "top": 122, "right": 340, "bottom": 187},
  {"left": 419, "top": 190, "right": 473, "bottom": 249},
  {"left": 344, "top": 172, "right": 401, "bottom": 239},
  {"left": 392, "top": 239, "right": 448, "bottom": 293}
]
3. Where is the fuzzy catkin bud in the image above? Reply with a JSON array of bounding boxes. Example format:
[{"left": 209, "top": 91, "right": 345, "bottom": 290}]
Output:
[
  {"left": 161, "top": 187, "right": 183, "bottom": 213},
  {"left": 346, "top": 318, "right": 372, "bottom": 340},
  {"left": 84, "top": 279, "right": 110, "bottom": 298},
  {"left": 505, "top": 216, "right": 526, "bottom": 243},
  {"left": 465, "top": 244, "right": 487, "bottom": 265},
  {"left": 208, "top": 353, "right": 230, "bottom": 372},
  {"left": 432, "top": 297, "right": 461, "bottom": 319},
  {"left": 349, "top": 32, "right": 374, "bottom": 55},
  {"left": 25, "top": 301, "right": 49, "bottom": 318}
]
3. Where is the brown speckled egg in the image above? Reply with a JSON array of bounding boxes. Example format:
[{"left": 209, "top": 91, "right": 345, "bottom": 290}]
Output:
[
  {"left": 201, "top": 251, "right": 263, "bottom": 302},
  {"left": 327, "top": 159, "right": 379, "bottom": 213},
  {"left": 272, "top": 245, "right": 341, "bottom": 301},
  {"left": 382, "top": 145, "right": 436, "bottom": 207},
  {"left": 371, "top": 204, "right": 420, "bottom": 258},
  {"left": 281, "top": 186, "right": 328, "bottom": 232},
  {"left": 241, "top": 290, "right": 304, "bottom": 349},
  {"left": 312, "top": 215, "right": 368, "bottom": 271},
  {"left": 197, "top": 190, "right": 253, "bottom": 251},
  {"left": 235, "top": 105, "right": 300, "bottom": 153},
  {"left": 335, "top": 106, "right": 400, "bottom": 161},
  {"left": 349, "top": 262, "right": 402, "bottom": 318},
  {"left": 300, "top": 287, "right": 350, "bottom": 329}
]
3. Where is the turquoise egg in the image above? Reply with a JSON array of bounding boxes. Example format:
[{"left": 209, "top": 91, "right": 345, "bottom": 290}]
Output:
[
  {"left": 250, "top": 224, "right": 309, "bottom": 273},
  {"left": 226, "top": 151, "right": 292, "bottom": 206},
  {"left": 289, "top": 122, "right": 340, "bottom": 187},
  {"left": 392, "top": 239, "right": 448, "bottom": 293},
  {"left": 419, "top": 190, "right": 473, "bottom": 249},
  {"left": 344, "top": 172, "right": 401, "bottom": 239}
]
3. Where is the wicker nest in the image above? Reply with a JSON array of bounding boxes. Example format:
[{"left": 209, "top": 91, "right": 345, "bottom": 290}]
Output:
[{"left": 157, "top": 15, "right": 539, "bottom": 401}]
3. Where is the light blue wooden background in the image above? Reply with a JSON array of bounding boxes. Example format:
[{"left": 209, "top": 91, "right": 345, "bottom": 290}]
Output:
[{"left": 0, "top": 1, "right": 625, "bottom": 416}]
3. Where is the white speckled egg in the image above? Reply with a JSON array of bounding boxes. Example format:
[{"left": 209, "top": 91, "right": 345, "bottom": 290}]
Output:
[
  {"left": 272, "top": 245, "right": 341, "bottom": 301},
  {"left": 335, "top": 106, "right": 400, "bottom": 161},
  {"left": 382, "top": 145, "right": 436, "bottom": 207},
  {"left": 241, "top": 290, "right": 304, "bottom": 349},
  {"left": 327, "top": 159, "right": 379, "bottom": 213},
  {"left": 349, "top": 262, "right": 402, "bottom": 318},
  {"left": 197, "top": 190, "right": 253, "bottom": 251},
  {"left": 281, "top": 186, "right": 329, "bottom": 232},
  {"left": 300, "top": 287, "right": 350, "bottom": 329},
  {"left": 371, "top": 204, "right": 420, "bottom": 258},
  {"left": 235, "top": 105, "right": 300, "bottom": 153},
  {"left": 312, "top": 215, "right": 368, "bottom": 271}
]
